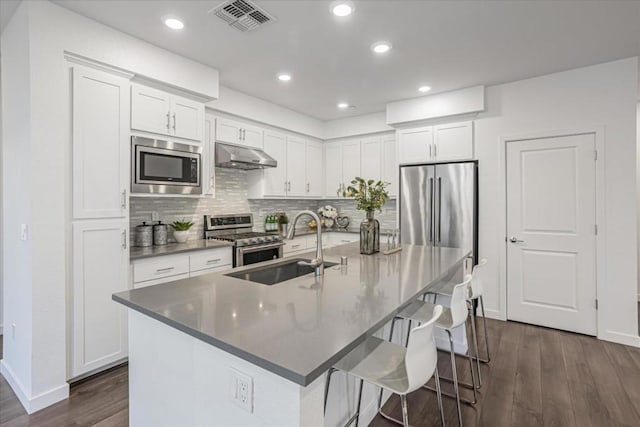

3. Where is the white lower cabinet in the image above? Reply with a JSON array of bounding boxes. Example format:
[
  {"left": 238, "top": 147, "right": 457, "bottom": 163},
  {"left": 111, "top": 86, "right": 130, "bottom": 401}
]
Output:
[
  {"left": 131, "top": 247, "right": 232, "bottom": 288},
  {"left": 72, "top": 219, "right": 129, "bottom": 378},
  {"left": 284, "top": 233, "right": 359, "bottom": 257}
]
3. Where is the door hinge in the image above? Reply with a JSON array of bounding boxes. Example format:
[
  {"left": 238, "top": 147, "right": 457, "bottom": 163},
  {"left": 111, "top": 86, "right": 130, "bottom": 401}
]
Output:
[
  {"left": 594, "top": 150, "right": 598, "bottom": 161},
  {"left": 594, "top": 224, "right": 598, "bottom": 235},
  {"left": 595, "top": 299, "right": 599, "bottom": 310}
]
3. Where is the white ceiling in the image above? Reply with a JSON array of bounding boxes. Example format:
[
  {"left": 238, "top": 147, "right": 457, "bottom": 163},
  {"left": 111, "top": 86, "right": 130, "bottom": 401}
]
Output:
[{"left": 24, "top": 1, "right": 640, "bottom": 119}]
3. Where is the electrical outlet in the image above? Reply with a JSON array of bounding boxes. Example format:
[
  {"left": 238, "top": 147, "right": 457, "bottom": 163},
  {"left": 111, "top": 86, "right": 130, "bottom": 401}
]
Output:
[
  {"left": 20, "top": 224, "right": 28, "bottom": 241},
  {"left": 230, "top": 368, "right": 253, "bottom": 413},
  {"left": 151, "top": 211, "right": 160, "bottom": 221}
]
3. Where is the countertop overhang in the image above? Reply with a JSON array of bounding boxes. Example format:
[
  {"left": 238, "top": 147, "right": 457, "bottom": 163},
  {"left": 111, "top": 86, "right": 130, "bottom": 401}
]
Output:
[{"left": 114, "top": 243, "right": 469, "bottom": 386}]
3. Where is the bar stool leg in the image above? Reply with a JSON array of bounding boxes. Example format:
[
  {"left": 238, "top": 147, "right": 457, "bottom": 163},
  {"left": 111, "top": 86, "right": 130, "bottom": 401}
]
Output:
[
  {"left": 447, "top": 330, "right": 464, "bottom": 427},
  {"left": 433, "top": 366, "right": 446, "bottom": 427},
  {"left": 479, "top": 296, "right": 491, "bottom": 363},
  {"left": 464, "top": 324, "right": 479, "bottom": 403},
  {"left": 400, "top": 394, "right": 409, "bottom": 427},
  {"left": 349, "top": 379, "right": 364, "bottom": 427},
  {"left": 468, "top": 306, "right": 482, "bottom": 389},
  {"left": 324, "top": 367, "right": 336, "bottom": 413}
]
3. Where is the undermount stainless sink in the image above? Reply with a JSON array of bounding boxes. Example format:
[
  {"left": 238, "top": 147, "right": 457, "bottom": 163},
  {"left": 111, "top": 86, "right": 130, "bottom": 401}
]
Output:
[{"left": 225, "top": 258, "right": 339, "bottom": 285}]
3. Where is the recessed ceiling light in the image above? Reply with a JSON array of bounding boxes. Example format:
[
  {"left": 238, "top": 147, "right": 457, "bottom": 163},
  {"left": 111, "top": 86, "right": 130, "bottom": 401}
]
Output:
[
  {"left": 277, "top": 73, "right": 292, "bottom": 82},
  {"left": 337, "top": 102, "right": 349, "bottom": 109},
  {"left": 371, "top": 41, "right": 392, "bottom": 54},
  {"left": 330, "top": 1, "right": 355, "bottom": 17},
  {"left": 418, "top": 85, "right": 432, "bottom": 93},
  {"left": 164, "top": 17, "right": 184, "bottom": 30}
]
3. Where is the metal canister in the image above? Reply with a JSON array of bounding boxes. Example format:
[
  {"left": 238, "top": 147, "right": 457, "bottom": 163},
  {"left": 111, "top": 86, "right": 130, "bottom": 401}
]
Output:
[
  {"left": 135, "top": 222, "right": 153, "bottom": 247},
  {"left": 153, "top": 221, "right": 168, "bottom": 246}
]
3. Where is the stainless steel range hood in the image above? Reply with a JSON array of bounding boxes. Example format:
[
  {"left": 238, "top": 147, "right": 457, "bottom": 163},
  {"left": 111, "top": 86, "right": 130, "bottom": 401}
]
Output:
[{"left": 215, "top": 142, "right": 277, "bottom": 170}]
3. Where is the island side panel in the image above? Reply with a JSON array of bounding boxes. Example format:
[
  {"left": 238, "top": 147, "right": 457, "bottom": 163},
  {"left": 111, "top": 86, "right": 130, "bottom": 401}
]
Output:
[{"left": 128, "top": 310, "right": 325, "bottom": 427}]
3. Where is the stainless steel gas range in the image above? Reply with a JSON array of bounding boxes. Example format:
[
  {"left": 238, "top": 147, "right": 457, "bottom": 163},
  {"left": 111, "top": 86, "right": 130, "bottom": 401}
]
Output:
[{"left": 204, "top": 214, "right": 283, "bottom": 267}]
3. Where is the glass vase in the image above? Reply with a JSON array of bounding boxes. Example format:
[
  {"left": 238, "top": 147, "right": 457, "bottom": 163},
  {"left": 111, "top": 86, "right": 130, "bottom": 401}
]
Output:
[{"left": 360, "top": 210, "right": 380, "bottom": 255}]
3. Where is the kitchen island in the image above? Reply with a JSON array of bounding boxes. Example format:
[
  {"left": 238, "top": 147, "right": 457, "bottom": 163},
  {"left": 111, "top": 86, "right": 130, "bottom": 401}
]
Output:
[{"left": 113, "top": 242, "right": 469, "bottom": 427}]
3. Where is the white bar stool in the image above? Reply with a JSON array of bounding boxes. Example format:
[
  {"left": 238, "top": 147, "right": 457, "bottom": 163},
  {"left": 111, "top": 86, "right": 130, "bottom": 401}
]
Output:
[
  {"left": 431, "top": 259, "right": 490, "bottom": 388},
  {"left": 324, "top": 305, "right": 446, "bottom": 427},
  {"left": 392, "top": 274, "right": 477, "bottom": 427}
]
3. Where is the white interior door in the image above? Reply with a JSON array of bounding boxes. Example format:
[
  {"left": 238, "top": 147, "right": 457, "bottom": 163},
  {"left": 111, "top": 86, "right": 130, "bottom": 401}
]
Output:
[{"left": 506, "top": 133, "right": 597, "bottom": 335}]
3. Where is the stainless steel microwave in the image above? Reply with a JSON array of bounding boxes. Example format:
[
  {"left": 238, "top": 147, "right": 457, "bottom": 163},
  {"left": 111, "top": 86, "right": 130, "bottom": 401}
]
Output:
[{"left": 131, "top": 136, "right": 202, "bottom": 195}]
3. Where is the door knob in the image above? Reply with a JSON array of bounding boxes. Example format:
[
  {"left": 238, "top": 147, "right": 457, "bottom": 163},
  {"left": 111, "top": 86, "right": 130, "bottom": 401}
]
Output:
[{"left": 509, "top": 236, "right": 524, "bottom": 243}]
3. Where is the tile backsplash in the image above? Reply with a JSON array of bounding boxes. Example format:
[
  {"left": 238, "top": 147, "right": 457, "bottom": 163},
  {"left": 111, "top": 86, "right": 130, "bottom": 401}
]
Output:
[{"left": 130, "top": 168, "right": 397, "bottom": 242}]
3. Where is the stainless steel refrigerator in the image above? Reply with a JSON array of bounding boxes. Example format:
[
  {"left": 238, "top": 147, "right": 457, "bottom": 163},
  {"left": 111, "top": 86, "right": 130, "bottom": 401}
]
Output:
[{"left": 399, "top": 161, "right": 478, "bottom": 263}]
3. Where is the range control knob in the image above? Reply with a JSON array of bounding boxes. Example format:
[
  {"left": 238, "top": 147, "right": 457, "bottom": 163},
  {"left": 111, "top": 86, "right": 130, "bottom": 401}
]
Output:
[{"left": 249, "top": 238, "right": 258, "bottom": 244}]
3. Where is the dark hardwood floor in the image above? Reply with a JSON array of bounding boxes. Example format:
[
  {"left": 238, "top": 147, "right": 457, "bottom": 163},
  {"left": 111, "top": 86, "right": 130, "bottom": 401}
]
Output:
[{"left": 1, "top": 306, "right": 640, "bottom": 427}]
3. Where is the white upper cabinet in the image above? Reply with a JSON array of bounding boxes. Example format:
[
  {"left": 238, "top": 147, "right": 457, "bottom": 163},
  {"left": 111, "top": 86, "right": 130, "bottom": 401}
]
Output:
[
  {"left": 73, "top": 66, "right": 129, "bottom": 219},
  {"left": 382, "top": 135, "right": 398, "bottom": 197},
  {"left": 398, "top": 126, "right": 433, "bottom": 164},
  {"left": 324, "top": 142, "right": 343, "bottom": 198},
  {"left": 131, "top": 85, "right": 171, "bottom": 136},
  {"left": 361, "top": 137, "right": 383, "bottom": 181},
  {"left": 324, "top": 139, "right": 361, "bottom": 197},
  {"left": 171, "top": 95, "right": 203, "bottom": 141},
  {"left": 433, "top": 121, "right": 474, "bottom": 161},
  {"left": 342, "top": 139, "right": 361, "bottom": 189},
  {"left": 131, "top": 83, "right": 204, "bottom": 142},
  {"left": 215, "top": 117, "right": 263, "bottom": 148},
  {"left": 398, "top": 121, "right": 474, "bottom": 164},
  {"left": 286, "top": 136, "right": 307, "bottom": 197},
  {"left": 305, "top": 141, "right": 323, "bottom": 197},
  {"left": 262, "top": 130, "right": 287, "bottom": 196},
  {"left": 203, "top": 114, "right": 216, "bottom": 196}
]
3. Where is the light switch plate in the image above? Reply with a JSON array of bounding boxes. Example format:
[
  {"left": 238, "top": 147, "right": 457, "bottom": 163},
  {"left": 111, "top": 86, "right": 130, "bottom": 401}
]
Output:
[{"left": 20, "top": 224, "right": 28, "bottom": 241}]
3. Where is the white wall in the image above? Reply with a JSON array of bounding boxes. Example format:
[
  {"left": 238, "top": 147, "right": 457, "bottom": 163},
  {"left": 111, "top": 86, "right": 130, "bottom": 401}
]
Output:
[
  {"left": 1, "top": 1, "right": 36, "bottom": 401},
  {"left": 208, "top": 86, "right": 325, "bottom": 139},
  {"left": 475, "top": 58, "right": 638, "bottom": 344}
]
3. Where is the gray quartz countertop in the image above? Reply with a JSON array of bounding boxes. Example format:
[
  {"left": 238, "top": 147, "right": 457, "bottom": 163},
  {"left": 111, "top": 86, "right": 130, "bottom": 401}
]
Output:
[
  {"left": 129, "top": 239, "right": 233, "bottom": 261},
  {"left": 289, "top": 227, "right": 396, "bottom": 238},
  {"left": 114, "top": 243, "right": 469, "bottom": 386}
]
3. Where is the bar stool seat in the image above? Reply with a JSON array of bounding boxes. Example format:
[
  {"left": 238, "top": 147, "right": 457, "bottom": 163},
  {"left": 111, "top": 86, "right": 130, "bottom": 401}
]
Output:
[
  {"left": 325, "top": 305, "right": 446, "bottom": 427},
  {"left": 333, "top": 336, "right": 410, "bottom": 395},
  {"left": 400, "top": 299, "right": 456, "bottom": 330}
]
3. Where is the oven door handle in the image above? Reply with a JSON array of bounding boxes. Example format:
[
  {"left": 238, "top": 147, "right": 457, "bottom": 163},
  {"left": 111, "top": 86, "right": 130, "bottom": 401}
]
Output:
[{"left": 237, "top": 242, "right": 284, "bottom": 256}]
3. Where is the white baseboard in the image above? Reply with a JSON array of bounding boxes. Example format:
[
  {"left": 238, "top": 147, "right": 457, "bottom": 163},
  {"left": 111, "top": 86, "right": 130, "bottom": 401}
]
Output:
[
  {"left": 600, "top": 330, "right": 640, "bottom": 348},
  {"left": 0, "top": 360, "right": 69, "bottom": 414},
  {"left": 481, "top": 308, "right": 505, "bottom": 321}
]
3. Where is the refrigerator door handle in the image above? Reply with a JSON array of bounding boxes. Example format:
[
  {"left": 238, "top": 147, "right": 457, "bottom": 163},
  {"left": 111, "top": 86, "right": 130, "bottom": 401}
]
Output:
[
  {"left": 428, "top": 177, "right": 434, "bottom": 242},
  {"left": 437, "top": 177, "right": 442, "bottom": 242}
]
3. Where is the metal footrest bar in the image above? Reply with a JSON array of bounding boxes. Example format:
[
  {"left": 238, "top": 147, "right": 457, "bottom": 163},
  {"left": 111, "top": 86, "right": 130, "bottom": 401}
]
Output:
[
  {"left": 378, "top": 407, "right": 405, "bottom": 426},
  {"left": 424, "top": 384, "right": 478, "bottom": 406}
]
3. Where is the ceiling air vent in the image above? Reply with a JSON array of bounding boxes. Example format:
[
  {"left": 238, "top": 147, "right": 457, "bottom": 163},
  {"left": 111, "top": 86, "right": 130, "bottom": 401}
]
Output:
[{"left": 211, "top": 0, "right": 276, "bottom": 33}]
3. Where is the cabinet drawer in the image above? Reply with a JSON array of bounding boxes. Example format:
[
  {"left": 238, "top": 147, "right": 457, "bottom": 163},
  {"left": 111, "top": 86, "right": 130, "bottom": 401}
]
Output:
[
  {"left": 133, "top": 255, "right": 190, "bottom": 283},
  {"left": 189, "top": 248, "right": 232, "bottom": 272},
  {"left": 284, "top": 240, "right": 307, "bottom": 254}
]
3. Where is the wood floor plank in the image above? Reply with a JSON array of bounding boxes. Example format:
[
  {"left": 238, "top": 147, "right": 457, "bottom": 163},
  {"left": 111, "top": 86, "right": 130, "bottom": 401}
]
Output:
[
  {"left": 539, "top": 329, "right": 575, "bottom": 427},
  {"left": 601, "top": 341, "right": 640, "bottom": 423},
  {"left": 509, "top": 324, "right": 543, "bottom": 427},
  {"left": 560, "top": 331, "right": 611, "bottom": 427},
  {"left": 579, "top": 334, "right": 640, "bottom": 427}
]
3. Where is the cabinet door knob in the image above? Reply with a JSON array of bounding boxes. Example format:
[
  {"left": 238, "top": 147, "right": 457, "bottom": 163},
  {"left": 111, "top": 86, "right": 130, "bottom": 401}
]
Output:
[
  {"left": 172, "top": 113, "right": 176, "bottom": 131},
  {"left": 121, "top": 230, "right": 127, "bottom": 250},
  {"left": 166, "top": 112, "right": 171, "bottom": 130},
  {"left": 121, "top": 189, "right": 127, "bottom": 209}
]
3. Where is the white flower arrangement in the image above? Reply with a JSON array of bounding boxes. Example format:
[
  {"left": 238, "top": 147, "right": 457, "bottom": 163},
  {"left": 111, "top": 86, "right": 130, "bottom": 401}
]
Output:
[{"left": 318, "top": 205, "right": 338, "bottom": 219}]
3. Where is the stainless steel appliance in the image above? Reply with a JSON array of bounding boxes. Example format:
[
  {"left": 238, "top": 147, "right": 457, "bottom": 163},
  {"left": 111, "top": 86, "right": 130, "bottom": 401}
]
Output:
[
  {"left": 204, "top": 214, "right": 283, "bottom": 267},
  {"left": 132, "top": 136, "right": 202, "bottom": 195},
  {"left": 215, "top": 142, "right": 277, "bottom": 170},
  {"left": 399, "top": 161, "right": 478, "bottom": 263}
]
